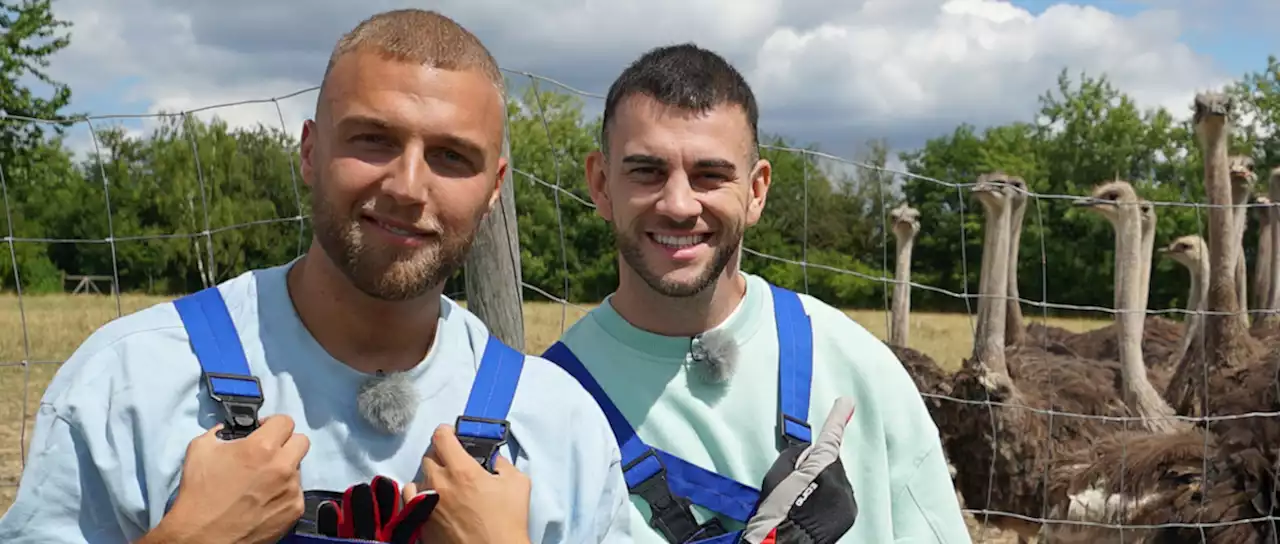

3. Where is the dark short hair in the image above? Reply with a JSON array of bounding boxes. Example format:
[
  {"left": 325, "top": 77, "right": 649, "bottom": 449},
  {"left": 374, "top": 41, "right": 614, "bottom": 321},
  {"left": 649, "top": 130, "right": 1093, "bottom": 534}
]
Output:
[{"left": 600, "top": 43, "right": 760, "bottom": 158}]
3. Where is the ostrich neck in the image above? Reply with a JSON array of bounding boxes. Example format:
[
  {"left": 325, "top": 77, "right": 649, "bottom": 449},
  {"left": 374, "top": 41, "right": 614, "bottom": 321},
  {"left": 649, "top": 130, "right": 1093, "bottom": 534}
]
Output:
[
  {"left": 1115, "top": 206, "right": 1181, "bottom": 431},
  {"left": 1175, "top": 256, "right": 1210, "bottom": 364},
  {"left": 1139, "top": 214, "right": 1155, "bottom": 313},
  {"left": 974, "top": 200, "right": 1010, "bottom": 376},
  {"left": 1006, "top": 197, "right": 1026, "bottom": 345},
  {"left": 1255, "top": 213, "right": 1273, "bottom": 312},
  {"left": 1268, "top": 178, "right": 1280, "bottom": 312},
  {"left": 1233, "top": 184, "right": 1250, "bottom": 326},
  {"left": 1202, "top": 126, "right": 1247, "bottom": 370},
  {"left": 891, "top": 232, "right": 914, "bottom": 347}
]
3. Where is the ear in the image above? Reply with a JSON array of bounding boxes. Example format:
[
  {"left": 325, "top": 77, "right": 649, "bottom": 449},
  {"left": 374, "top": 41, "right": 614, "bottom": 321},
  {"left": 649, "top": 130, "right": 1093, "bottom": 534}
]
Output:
[
  {"left": 487, "top": 155, "right": 508, "bottom": 215},
  {"left": 745, "top": 157, "right": 772, "bottom": 227},
  {"left": 585, "top": 149, "right": 614, "bottom": 222},
  {"left": 300, "top": 120, "right": 318, "bottom": 188}
]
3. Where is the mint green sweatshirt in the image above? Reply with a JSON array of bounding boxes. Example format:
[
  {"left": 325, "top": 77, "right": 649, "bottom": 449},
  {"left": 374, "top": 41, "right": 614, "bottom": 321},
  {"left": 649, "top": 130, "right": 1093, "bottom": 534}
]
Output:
[{"left": 554, "top": 272, "right": 970, "bottom": 543}]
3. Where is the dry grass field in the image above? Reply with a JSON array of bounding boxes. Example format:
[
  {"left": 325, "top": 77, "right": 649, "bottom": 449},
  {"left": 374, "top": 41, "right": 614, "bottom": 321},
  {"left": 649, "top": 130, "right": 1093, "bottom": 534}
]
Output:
[{"left": 0, "top": 292, "right": 1107, "bottom": 540}]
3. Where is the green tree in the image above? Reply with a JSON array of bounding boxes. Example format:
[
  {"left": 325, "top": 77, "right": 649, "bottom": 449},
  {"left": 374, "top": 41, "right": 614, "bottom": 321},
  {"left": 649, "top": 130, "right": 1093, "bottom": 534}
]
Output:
[{"left": 0, "top": 0, "right": 76, "bottom": 293}]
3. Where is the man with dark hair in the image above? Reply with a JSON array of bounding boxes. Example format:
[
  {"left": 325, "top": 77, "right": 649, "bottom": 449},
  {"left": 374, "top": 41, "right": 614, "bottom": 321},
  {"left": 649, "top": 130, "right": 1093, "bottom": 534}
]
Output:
[
  {"left": 544, "top": 43, "right": 969, "bottom": 543},
  {"left": 0, "top": 9, "right": 631, "bottom": 544}
]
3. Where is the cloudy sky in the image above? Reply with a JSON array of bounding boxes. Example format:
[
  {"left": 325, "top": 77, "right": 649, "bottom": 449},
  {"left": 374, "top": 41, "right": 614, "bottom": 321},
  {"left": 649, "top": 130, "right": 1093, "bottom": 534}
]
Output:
[{"left": 25, "top": 0, "right": 1280, "bottom": 167}]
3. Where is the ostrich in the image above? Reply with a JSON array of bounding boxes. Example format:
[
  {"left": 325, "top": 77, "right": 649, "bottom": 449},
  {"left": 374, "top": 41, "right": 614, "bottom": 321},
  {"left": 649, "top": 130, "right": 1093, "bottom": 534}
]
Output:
[
  {"left": 885, "top": 202, "right": 949, "bottom": 411},
  {"left": 942, "top": 176, "right": 1155, "bottom": 542}
]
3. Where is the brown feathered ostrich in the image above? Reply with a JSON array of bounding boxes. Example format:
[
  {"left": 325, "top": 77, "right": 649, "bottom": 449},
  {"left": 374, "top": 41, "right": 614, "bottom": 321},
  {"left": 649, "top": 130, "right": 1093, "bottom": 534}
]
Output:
[
  {"left": 885, "top": 202, "right": 950, "bottom": 411},
  {"left": 941, "top": 175, "right": 1156, "bottom": 542},
  {"left": 1039, "top": 242, "right": 1208, "bottom": 543}
]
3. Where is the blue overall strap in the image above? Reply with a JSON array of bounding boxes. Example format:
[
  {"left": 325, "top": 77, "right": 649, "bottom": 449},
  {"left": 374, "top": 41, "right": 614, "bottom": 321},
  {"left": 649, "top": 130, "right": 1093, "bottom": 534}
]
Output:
[
  {"left": 173, "top": 286, "right": 264, "bottom": 440},
  {"left": 770, "top": 284, "right": 814, "bottom": 449},
  {"left": 543, "top": 342, "right": 755, "bottom": 543},
  {"left": 455, "top": 335, "right": 526, "bottom": 473}
]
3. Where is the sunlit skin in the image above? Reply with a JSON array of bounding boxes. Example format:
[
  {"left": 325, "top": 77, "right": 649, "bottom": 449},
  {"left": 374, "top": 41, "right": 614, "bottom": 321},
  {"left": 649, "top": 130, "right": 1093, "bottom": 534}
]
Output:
[
  {"left": 584, "top": 94, "right": 772, "bottom": 336},
  {"left": 290, "top": 48, "right": 507, "bottom": 374}
]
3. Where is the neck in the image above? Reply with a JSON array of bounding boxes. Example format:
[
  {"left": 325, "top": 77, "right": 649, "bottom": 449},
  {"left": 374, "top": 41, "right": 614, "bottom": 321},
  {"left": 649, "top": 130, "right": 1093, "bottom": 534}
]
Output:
[
  {"left": 1139, "top": 216, "right": 1155, "bottom": 311},
  {"left": 287, "top": 242, "right": 443, "bottom": 374},
  {"left": 1202, "top": 127, "right": 1247, "bottom": 370},
  {"left": 1232, "top": 183, "right": 1251, "bottom": 326},
  {"left": 1114, "top": 208, "right": 1179, "bottom": 430},
  {"left": 1005, "top": 198, "right": 1026, "bottom": 345},
  {"left": 973, "top": 202, "right": 1009, "bottom": 376},
  {"left": 891, "top": 233, "right": 913, "bottom": 347},
  {"left": 1269, "top": 179, "right": 1280, "bottom": 312},
  {"left": 610, "top": 256, "right": 747, "bottom": 337}
]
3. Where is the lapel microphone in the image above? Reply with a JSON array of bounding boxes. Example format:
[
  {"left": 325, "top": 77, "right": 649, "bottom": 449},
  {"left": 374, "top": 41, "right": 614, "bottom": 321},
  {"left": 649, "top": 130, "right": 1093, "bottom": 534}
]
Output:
[
  {"left": 356, "top": 369, "right": 419, "bottom": 434},
  {"left": 689, "top": 328, "right": 740, "bottom": 384}
]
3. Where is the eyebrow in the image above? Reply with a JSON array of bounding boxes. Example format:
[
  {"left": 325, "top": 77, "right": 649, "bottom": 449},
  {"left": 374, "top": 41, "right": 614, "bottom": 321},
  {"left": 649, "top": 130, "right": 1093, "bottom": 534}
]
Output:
[
  {"left": 337, "top": 114, "right": 488, "bottom": 159},
  {"left": 620, "top": 154, "right": 737, "bottom": 171}
]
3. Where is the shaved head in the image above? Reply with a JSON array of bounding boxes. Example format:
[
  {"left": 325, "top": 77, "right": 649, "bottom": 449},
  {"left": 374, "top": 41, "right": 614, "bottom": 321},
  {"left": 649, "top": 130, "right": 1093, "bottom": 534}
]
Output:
[{"left": 318, "top": 9, "right": 504, "bottom": 118}]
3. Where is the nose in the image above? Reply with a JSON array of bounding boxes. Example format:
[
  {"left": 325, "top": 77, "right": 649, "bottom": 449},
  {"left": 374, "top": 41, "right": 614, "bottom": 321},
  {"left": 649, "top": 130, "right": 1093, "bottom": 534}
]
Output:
[
  {"left": 654, "top": 173, "right": 701, "bottom": 222},
  {"left": 382, "top": 145, "right": 430, "bottom": 205}
]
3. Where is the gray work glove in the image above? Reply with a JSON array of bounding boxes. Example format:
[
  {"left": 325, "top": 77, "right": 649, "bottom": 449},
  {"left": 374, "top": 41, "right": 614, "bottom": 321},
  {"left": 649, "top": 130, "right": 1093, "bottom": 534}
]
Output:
[{"left": 739, "top": 397, "right": 858, "bottom": 544}]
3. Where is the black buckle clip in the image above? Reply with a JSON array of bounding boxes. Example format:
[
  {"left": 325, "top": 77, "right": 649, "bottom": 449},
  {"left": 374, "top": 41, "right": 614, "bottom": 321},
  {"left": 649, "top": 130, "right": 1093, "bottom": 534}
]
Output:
[
  {"left": 205, "top": 372, "right": 263, "bottom": 440},
  {"left": 777, "top": 412, "right": 812, "bottom": 451},
  {"left": 625, "top": 450, "right": 723, "bottom": 543},
  {"left": 454, "top": 415, "right": 509, "bottom": 473}
]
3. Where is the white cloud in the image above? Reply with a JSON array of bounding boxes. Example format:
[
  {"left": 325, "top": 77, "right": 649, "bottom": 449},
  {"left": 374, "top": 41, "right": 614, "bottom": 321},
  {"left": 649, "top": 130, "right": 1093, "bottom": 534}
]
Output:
[{"left": 37, "top": 0, "right": 1246, "bottom": 161}]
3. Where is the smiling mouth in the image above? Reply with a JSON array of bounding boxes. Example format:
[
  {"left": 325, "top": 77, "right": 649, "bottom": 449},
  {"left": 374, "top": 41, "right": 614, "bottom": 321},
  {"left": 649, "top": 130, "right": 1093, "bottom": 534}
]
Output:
[
  {"left": 363, "top": 215, "right": 431, "bottom": 239},
  {"left": 649, "top": 233, "right": 711, "bottom": 248}
]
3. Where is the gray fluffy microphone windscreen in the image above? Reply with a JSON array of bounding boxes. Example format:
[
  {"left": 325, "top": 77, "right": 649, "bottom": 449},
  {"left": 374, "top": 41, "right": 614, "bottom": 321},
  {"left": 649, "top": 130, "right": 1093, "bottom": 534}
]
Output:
[
  {"left": 356, "top": 370, "right": 419, "bottom": 434},
  {"left": 690, "top": 328, "right": 740, "bottom": 384}
]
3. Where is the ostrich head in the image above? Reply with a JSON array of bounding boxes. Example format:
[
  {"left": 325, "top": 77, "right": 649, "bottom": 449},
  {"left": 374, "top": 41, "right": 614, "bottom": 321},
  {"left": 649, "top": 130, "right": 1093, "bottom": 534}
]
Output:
[
  {"left": 1071, "top": 179, "right": 1141, "bottom": 225},
  {"left": 1192, "top": 91, "right": 1233, "bottom": 144},
  {"left": 1229, "top": 155, "right": 1256, "bottom": 183},
  {"left": 1159, "top": 235, "right": 1208, "bottom": 270},
  {"left": 972, "top": 175, "right": 1014, "bottom": 208},
  {"left": 889, "top": 202, "right": 921, "bottom": 240},
  {"left": 1229, "top": 154, "right": 1256, "bottom": 196},
  {"left": 1140, "top": 200, "right": 1156, "bottom": 230}
]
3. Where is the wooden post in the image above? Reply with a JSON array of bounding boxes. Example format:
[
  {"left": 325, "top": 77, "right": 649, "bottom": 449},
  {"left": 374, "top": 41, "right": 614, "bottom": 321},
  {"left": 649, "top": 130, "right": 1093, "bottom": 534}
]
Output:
[{"left": 465, "top": 128, "right": 525, "bottom": 350}]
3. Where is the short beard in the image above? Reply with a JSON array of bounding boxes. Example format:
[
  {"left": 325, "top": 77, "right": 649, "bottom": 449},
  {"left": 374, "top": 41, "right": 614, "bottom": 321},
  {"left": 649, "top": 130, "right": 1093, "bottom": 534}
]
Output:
[
  {"left": 311, "top": 188, "right": 476, "bottom": 301},
  {"left": 614, "top": 219, "right": 742, "bottom": 298}
]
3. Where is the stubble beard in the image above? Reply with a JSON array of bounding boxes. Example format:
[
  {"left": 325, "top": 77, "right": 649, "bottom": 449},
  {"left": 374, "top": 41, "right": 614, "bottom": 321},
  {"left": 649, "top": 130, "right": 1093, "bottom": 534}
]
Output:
[
  {"left": 614, "top": 215, "right": 743, "bottom": 299},
  {"left": 311, "top": 188, "right": 477, "bottom": 301}
]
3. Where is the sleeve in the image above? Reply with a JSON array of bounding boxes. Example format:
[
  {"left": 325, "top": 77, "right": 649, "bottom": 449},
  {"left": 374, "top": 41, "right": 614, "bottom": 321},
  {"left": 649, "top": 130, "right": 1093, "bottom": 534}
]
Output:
[
  {"left": 592, "top": 456, "right": 634, "bottom": 543},
  {"left": 0, "top": 403, "right": 133, "bottom": 544},
  {"left": 890, "top": 429, "right": 971, "bottom": 543}
]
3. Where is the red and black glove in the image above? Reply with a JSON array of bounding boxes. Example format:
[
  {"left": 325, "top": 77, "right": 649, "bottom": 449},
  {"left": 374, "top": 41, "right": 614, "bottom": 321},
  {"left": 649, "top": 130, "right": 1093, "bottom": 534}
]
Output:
[
  {"left": 315, "top": 475, "right": 439, "bottom": 543},
  {"left": 739, "top": 397, "right": 858, "bottom": 544}
]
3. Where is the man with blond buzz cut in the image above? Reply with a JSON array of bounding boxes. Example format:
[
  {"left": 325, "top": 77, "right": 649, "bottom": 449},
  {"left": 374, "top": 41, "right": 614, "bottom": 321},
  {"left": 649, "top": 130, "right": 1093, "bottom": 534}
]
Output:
[
  {"left": 0, "top": 9, "right": 630, "bottom": 544},
  {"left": 542, "top": 43, "right": 970, "bottom": 543}
]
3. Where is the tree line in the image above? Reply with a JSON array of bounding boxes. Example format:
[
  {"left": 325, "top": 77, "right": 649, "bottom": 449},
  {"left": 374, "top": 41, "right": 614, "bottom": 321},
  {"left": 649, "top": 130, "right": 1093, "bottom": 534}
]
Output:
[{"left": 4, "top": 0, "right": 1280, "bottom": 316}]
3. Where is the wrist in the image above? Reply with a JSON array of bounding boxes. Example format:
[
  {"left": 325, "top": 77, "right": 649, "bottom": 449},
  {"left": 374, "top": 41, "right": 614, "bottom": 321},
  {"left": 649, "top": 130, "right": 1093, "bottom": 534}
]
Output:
[{"left": 139, "top": 509, "right": 214, "bottom": 544}]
